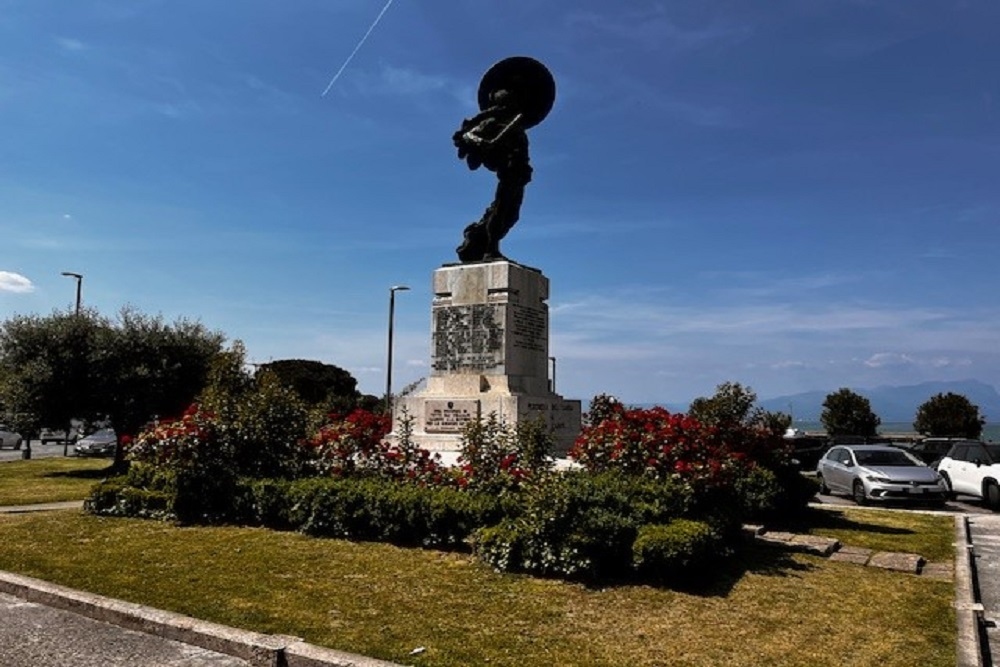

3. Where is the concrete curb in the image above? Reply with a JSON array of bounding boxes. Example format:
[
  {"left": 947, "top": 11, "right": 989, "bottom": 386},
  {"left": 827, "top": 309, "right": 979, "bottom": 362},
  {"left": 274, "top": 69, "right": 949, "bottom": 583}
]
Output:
[
  {"left": 954, "top": 515, "right": 985, "bottom": 667},
  {"left": 0, "top": 571, "right": 404, "bottom": 667},
  {"left": 0, "top": 500, "right": 84, "bottom": 513}
]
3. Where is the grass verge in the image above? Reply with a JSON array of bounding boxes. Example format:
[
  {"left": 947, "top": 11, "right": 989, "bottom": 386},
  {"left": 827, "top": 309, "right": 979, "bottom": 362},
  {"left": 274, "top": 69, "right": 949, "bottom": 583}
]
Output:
[
  {"left": 782, "top": 506, "right": 955, "bottom": 562},
  {"left": 0, "top": 458, "right": 110, "bottom": 505},
  {"left": 0, "top": 510, "right": 954, "bottom": 667}
]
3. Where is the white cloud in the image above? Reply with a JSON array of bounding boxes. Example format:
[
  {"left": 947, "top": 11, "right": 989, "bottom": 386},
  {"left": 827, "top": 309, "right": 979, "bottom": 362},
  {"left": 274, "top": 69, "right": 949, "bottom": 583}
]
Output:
[
  {"left": 0, "top": 271, "right": 35, "bottom": 293},
  {"left": 55, "top": 37, "right": 87, "bottom": 52},
  {"left": 864, "top": 352, "right": 915, "bottom": 368}
]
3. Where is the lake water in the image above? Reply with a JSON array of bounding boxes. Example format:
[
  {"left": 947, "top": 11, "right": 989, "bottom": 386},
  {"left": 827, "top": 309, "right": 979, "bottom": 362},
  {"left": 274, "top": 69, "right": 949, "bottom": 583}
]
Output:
[{"left": 792, "top": 421, "right": 1000, "bottom": 442}]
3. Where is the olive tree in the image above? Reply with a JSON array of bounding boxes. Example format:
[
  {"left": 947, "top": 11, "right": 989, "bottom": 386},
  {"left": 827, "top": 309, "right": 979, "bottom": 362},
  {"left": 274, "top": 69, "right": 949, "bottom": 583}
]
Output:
[
  {"left": 689, "top": 381, "right": 791, "bottom": 436},
  {"left": 820, "top": 388, "right": 880, "bottom": 437},
  {"left": 94, "top": 308, "right": 225, "bottom": 469},
  {"left": 0, "top": 307, "right": 224, "bottom": 468},
  {"left": 0, "top": 309, "right": 109, "bottom": 453},
  {"left": 914, "top": 392, "right": 985, "bottom": 439}
]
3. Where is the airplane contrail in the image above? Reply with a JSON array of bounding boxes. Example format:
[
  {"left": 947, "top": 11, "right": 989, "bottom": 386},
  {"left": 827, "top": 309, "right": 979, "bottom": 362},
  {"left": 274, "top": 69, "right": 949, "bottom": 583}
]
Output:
[{"left": 321, "top": 0, "right": 397, "bottom": 97}]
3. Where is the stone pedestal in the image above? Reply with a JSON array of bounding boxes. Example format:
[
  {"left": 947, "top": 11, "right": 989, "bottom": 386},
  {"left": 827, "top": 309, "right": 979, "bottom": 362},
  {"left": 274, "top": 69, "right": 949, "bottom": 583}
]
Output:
[{"left": 393, "top": 261, "right": 581, "bottom": 454}]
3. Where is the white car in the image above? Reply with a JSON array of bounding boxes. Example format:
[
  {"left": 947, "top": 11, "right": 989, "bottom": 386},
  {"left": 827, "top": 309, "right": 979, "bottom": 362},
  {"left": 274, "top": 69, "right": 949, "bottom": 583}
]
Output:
[
  {"left": 0, "top": 425, "right": 23, "bottom": 450},
  {"left": 936, "top": 441, "right": 1000, "bottom": 510},
  {"left": 816, "top": 444, "right": 948, "bottom": 506}
]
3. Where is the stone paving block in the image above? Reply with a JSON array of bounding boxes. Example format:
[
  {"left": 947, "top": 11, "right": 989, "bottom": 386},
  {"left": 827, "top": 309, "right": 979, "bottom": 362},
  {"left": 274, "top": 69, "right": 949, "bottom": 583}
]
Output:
[
  {"left": 920, "top": 562, "right": 953, "bottom": 580},
  {"left": 868, "top": 551, "right": 925, "bottom": 574},
  {"left": 830, "top": 546, "right": 873, "bottom": 565},
  {"left": 758, "top": 531, "right": 795, "bottom": 543},
  {"left": 788, "top": 534, "right": 841, "bottom": 556}
]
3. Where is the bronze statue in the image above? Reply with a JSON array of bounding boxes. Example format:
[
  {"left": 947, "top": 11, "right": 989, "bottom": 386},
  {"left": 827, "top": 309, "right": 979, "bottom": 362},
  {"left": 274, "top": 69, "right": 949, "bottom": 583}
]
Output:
[{"left": 454, "top": 57, "right": 556, "bottom": 262}]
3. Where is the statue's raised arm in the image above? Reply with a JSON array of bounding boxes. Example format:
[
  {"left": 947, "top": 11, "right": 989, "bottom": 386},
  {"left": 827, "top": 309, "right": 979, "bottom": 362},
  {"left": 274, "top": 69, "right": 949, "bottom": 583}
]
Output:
[{"left": 454, "top": 57, "right": 556, "bottom": 263}]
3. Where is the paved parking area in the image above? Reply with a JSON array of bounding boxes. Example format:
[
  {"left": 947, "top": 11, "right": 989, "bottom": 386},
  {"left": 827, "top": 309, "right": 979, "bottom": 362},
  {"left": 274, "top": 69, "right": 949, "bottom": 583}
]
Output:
[
  {"left": 967, "top": 514, "right": 1000, "bottom": 664},
  {"left": 0, "top": 592, "right": 250, "bottom": 667}
]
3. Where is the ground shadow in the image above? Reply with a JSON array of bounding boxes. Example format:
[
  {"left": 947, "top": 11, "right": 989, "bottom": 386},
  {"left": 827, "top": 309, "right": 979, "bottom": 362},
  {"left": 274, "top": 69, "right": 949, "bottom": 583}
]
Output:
[
  {"left": 769, "top": 507, "right": 914, "bottom": 537},
  {"left": 44, "top": 467, "right": 113, "bottom": 480},
  {"left": 577, "top": 543, "right": 817, "bottom": 598}
]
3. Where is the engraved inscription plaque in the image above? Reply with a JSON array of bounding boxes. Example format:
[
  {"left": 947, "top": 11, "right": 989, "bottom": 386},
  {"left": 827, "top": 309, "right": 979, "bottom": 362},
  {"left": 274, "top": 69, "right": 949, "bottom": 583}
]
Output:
[
  {"left": 510, "top": 303, "right": 546, "bottom": 353},
  {"left": 425, "top": 399, "right": 480, "bottom": 433},
  {"left": 432, "top": 304, "right": 504, "bottom": 372}
]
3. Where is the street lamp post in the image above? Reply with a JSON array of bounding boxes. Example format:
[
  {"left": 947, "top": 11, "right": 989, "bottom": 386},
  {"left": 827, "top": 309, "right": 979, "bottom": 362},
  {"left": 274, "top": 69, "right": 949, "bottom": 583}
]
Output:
[
  {"left": 61, "top": 272, "right": 83, "bottom": 314},
  {"left": 385, "top": 285, "right": 410, "bottom": 417}
]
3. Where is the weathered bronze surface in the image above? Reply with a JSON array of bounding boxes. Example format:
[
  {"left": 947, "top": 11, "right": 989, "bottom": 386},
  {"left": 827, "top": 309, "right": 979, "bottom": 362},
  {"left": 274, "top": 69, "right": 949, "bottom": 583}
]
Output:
[{"left": 453, "top": 56, "right": 556, "bottom": 263}]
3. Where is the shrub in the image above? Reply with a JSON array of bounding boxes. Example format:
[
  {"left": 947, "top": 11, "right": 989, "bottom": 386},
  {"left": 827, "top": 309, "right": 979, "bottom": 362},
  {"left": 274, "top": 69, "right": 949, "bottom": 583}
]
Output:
[
  {"left": 85, "top": 477, "right": 173, "bottom": 520},
  {"left": 246, "top": 477, "right": 504, "bottom": 548},
  {"left": 457, "top": 414, "right": 553, "bottom": 491},
  {"left": 570, "top": 406, "right": 744, "bottom": 490},
  {"left": 473, "top": 471, "right": 695, "bottom": 580},
  {"left": 632, "top": 519, "right": 724, "bottom": 578}
]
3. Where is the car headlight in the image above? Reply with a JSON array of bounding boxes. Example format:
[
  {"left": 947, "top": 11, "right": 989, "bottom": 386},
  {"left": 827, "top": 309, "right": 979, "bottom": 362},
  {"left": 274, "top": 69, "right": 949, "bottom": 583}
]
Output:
[{"left": 865, "top": 475, "right": 891, "bottom": 484}]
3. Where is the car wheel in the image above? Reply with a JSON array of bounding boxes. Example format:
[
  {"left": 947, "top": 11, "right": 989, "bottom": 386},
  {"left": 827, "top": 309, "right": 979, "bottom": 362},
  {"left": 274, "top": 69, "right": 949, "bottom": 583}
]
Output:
[
  {"left": 984, "top": 481, "right": 1000, "bottom": 511},
  {"left": 939, "top": 472, "right": 955, "bottom": 501},
  {"left": 853, "top": 480, "right": 868, "bottom": 506},
  {"left": 817, "top": 473, "right": 830, "bottom": 495}
]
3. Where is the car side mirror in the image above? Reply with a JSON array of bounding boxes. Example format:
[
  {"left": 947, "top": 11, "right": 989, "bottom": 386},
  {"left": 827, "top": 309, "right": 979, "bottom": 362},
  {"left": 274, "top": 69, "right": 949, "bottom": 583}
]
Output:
[
  {"left": 841, "top": 459, "right": 853, "bottom": 467},
  {"left": 973, "top": 458, "right": 984, "bottom": 467}
]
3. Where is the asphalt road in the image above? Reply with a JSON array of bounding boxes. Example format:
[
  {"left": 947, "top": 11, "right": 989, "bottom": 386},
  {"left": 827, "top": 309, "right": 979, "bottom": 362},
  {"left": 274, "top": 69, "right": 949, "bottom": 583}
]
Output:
[
  {"left": 0, "top": 592, "right": 250, "bottom": 667},
  {"left": 0, "top": 440, "right": 103, "bottom": 462},
  {"left": 967, "top": 514, "right": 1000, "bottom": 664}
]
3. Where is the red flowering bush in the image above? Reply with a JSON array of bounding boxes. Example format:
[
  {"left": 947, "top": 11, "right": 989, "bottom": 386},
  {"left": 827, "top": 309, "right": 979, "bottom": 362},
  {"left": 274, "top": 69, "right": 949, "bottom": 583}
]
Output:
[
  {"left": 127, "top": 404, "right": 220, "bottom": 469},
  {"left": 456, "top": 414, "right": 553, "bottom": 491},
  {"left": 571, "top": 406, "right": 745, "bottom": 490},
  {"left": 303, "top": 408, "right": 447, "bottom": 485}
]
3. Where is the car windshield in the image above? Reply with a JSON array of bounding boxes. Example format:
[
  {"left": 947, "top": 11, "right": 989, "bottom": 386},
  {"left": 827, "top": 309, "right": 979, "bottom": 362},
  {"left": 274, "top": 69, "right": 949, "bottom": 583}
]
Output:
[{"left": 855, "top": 450, "right": 918, "bottom": 467}]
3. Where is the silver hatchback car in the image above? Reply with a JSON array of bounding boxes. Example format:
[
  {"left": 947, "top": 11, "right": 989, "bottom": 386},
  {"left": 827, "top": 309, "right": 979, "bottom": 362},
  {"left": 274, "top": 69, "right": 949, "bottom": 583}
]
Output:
[{"left": 816, "top": 444, "right": 948, "bottom": 506}]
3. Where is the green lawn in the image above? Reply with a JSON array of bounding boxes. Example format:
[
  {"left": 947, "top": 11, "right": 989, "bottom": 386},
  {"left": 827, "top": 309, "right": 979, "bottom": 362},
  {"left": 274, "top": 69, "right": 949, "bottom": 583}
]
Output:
[
  {"left": 783, "top": 506, "right": 956, "bottom": 562},
  {"left": 0, "top": 510, "right": 955, "bottom": 667},
  {"left": 0, "top": 458, "right": 110, "bottom": 505}
]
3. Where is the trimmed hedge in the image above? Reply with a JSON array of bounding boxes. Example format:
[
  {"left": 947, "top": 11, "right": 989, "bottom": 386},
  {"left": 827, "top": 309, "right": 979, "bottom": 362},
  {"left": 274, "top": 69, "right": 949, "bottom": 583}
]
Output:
[
  {"left": 473, "top": 471, "right": 703, "bottom": 581},
  {"left": 632, "top": 519, "right": 723, "bottom": 578}
]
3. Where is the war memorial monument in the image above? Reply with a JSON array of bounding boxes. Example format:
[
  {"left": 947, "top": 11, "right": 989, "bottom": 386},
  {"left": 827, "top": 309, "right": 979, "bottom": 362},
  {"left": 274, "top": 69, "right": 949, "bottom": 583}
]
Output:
[{"left": 393, "top": 56, "right": 582, "bottom": 454}]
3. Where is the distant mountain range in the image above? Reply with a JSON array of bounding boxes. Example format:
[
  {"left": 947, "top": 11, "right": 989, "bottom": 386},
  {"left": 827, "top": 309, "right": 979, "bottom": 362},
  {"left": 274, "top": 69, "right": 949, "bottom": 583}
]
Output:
[{"left": 757, "top": 379, "right": 1000, "bottom": 423}]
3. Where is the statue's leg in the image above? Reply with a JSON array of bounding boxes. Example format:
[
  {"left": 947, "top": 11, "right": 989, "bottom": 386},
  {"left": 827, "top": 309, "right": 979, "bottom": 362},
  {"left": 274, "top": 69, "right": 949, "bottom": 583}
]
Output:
[{"left": 484, "top": 179, "right": 524, "bottom": 259}]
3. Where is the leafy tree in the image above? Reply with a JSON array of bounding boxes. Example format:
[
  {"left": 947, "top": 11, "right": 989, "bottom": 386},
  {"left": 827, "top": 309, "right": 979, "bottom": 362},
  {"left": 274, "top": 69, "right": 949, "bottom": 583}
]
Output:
[
  {"left": 0, "top": 309, "right": 109, "bottom": 451},
  {"left": 914, "top": 392, "right": 985, "bottom": 439},
  {"left": 0, "top": 308, "right": 224, "bottom": 468},
  {"left": 820, "top": 388, "right": 880, "bottom": 437},
  {"left": 688, "top": 382, "right": 790, "bottom": 436},
  {"left": 94, "top": 308, "right": 225, "bottom": 469},
  {"left": 259, "top": 358, "right": 362, "bottom": 413}
]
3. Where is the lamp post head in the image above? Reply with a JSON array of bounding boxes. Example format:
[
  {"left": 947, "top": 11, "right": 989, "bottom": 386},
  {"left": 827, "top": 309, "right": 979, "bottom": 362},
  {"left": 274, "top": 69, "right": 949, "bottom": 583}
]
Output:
[
  {"left": 61, "top": 272, "right": 83, "bottom": 279},
  {"left": 390, "top": 285, "right": 411, "bottom": 293}
]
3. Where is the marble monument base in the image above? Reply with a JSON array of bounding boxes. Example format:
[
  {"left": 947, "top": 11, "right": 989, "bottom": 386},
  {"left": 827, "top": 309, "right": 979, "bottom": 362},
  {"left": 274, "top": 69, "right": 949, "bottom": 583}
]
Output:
[{"left": 392, "top": 260, "right": 581, "bottom": 455}]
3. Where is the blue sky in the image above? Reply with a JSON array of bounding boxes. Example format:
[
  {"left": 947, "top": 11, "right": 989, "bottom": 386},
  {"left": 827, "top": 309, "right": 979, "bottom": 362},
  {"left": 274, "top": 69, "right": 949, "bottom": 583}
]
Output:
[{"left": 1, "top": 1, "right": 997, "bottom": 406}]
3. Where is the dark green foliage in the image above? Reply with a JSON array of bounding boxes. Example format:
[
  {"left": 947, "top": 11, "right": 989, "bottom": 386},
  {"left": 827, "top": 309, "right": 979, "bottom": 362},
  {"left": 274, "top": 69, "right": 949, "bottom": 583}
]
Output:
[
  {"left": 821, "top": 388, "right": 881, "bottom": 437},
  {"left": 258, "top": 359, "right": 361, "bottom": 412},
  {"left": 731, "top": 465, "right": 818, "bottom": 523},
  {"left": 914, "top": 392, "right": 985, "bottom": 439},
  {"left": 242, "top": 477, "right": 504, "bottom": 548},
  {"left": 473, "top": 471, "right": 695, "bottom": 580},
  {"left": 632, "top": 520, "right": 722, "bottom": 577},
  {"left": 85, "top": 476, "right": 173, "bottom": 519}
]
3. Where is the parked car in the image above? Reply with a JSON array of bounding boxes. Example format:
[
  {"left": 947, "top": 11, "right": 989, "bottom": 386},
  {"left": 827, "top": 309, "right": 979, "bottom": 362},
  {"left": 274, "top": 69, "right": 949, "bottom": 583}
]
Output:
[
  {"left": 892, "top": 437, "right": 962, "bottom": 467},
  {"left": 73, "top": 429, "right": 117, "bottom": 457},
  {"left": 41, "top": 422, "right": 83, "bottom": 445},
  {"left": 936, "top": 441, "right": 1000, "bottom": 510},
  {"left": 783, "top": 429, "right": 829, "bottom": 470},
  {"left": 816, "top": 444, "right": 948, "bottom": 506},
  {"left": 0, "top": 424, "right": 22, "bottom": 450}
]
